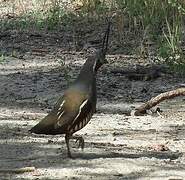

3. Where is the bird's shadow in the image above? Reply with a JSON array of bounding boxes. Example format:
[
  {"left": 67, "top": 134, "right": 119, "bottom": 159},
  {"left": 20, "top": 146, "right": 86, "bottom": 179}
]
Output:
[{"left": 72, "top": 147, "right": 182, "bottom": 161}]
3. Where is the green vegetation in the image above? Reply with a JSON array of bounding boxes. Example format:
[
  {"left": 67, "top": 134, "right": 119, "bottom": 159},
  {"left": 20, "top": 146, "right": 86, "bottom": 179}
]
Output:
[
  {"left": 0, "top": 53, "right": 6, "bottom": 64},
  {"left": 0, "top": 0, "right": 185, "bottom": 73},
  {"left": 57, "top": 56, "right": 73, "bottom": 84}
]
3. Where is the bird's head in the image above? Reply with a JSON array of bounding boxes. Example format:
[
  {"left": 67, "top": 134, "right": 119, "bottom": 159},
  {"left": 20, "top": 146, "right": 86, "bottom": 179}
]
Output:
[{"left": 88, "top": 49, "right": 107, "bottom": 72}]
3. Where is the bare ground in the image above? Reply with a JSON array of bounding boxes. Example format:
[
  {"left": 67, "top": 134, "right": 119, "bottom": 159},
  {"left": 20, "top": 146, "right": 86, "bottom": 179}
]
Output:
[{"left": 0, "top": 30, "right": 185, "bottom": 180}]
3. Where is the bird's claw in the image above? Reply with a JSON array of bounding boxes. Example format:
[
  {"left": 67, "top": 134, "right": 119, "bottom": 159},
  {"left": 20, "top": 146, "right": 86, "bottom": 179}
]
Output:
[{"left": 75, "top": 137, "right": 84, "bottom": 150}]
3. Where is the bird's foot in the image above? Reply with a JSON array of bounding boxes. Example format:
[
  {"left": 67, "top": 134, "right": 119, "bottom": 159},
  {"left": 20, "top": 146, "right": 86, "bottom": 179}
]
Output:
[
  {"left": 75, "top": 136, "right": 85, "bottom": 150},
  {"left": 67, "top": 151, "right": 73, "bottom": 159},
  {"left": 65, "top": 134, "right": 73, "bottom": 158}
]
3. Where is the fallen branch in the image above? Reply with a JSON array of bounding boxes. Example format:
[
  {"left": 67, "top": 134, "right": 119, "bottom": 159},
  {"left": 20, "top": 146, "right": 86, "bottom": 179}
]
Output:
[
  {"left": 0, "top": 167, "right": 36, "bottom": 174},
  {"left": 134, "top": 88, "right": 185, "bottom": 116},
  {"left": 111, "top": 64, "right": 168, "bottom": 81}
]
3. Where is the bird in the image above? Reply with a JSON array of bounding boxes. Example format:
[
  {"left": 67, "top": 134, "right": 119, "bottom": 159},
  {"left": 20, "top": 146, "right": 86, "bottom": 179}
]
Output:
[{"left": 29, "top": 22, "right": 111, "bottom": 158}]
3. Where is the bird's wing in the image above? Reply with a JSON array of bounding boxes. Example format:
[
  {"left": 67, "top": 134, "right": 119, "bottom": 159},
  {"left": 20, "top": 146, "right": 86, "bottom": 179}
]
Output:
[
  {"left": 53, "top": 90, "right": 91, "bottom": 130},
  {"left": 30, "top": 90, "right": 92, "bottom": 134},
  {"left": 68, "top": 97, "right": 94, "bottom": 133},
  {"left": 29, "top": 96, "right": 67, "bottom": 134}
]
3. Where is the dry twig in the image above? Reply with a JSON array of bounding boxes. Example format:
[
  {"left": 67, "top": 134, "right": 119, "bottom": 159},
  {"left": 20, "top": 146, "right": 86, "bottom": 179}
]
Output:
[
  {"left": 134, "top": 88, "right": 185, "bottom": 116},
  {"left": 0, "top": 167, "right": 36, "bottom": 174}
]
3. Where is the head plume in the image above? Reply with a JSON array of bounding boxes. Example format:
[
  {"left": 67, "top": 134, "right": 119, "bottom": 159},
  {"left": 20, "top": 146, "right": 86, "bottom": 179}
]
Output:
[{"left": 91, "top": 21, "right": 111, "bottom": 72}]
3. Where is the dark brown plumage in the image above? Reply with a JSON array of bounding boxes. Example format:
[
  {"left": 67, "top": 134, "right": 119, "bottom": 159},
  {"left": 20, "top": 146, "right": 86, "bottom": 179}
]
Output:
[{"left": 29, "top": 22, "right": 111, "bottom": 158}]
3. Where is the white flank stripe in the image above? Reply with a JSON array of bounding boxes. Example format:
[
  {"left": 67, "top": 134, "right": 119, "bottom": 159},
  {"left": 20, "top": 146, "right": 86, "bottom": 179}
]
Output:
[
  {"left": 58, "top": 100, "right": 66, "bottom": 111},
  {"left": 86, "top": 116, "right": 88, "bottom": 123},
  {"left": 57, "top": 111, "right": 65, "bottom": 120},
  {"left": 73, "top": 99, "right": 88, "bottom": 122},
  {"left": 57, "top": 121, "right": 61, "bottom": 127},
  {"left": 79, "top": 121, "right": 82, "bottom": 129},
  {"left": 86, "top": 111, "right": 92, "bottom": 124},
  {"left": 60, "top": 100, "right": 66, "bottom": 107},
  {"left": 56, "top": 111, "right": 65, "bottom": 127},
  {"left": 93, "top": 61, "right": 97, "bottom": 72},
  {"left": 86, "top": 116, "right": 89, "bottom": 124},
  {"left": 83, "top": 119, "right": 85, "bottom": 127},
  {"left": 75, "top": 125, "right": 78, "bottom": 131}
]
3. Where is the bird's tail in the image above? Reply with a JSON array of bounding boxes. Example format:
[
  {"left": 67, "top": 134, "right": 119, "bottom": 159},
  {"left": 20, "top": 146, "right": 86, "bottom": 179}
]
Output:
[
  {"left": 29, "top": 124, "right": 42, "bottom": 134},
  {"left": 29, "top": 116, "right": 53, "bottom": 135},
  {"left": 29, "top": 114, "right": 66, "bottom": 135}
]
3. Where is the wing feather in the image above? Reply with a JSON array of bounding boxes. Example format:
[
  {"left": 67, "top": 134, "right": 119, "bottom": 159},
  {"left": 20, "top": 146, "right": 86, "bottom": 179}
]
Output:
[{"left": 30, "top": 90, "right": 92, "bottom": 135}]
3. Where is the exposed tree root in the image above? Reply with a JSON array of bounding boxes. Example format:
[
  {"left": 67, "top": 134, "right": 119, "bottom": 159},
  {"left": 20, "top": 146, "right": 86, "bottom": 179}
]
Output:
[{"left": 134, "top": 88, "right": 185, "bottom": 116}]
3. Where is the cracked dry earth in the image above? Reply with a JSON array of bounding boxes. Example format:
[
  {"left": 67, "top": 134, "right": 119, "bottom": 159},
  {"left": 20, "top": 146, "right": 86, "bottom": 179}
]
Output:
[{"left": 0, "top": 49, "right": 185, "bottom": 180}]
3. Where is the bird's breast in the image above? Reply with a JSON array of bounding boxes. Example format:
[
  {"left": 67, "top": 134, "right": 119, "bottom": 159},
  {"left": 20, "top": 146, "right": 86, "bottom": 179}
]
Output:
[{"left": 63, "top": 90, "right": 89, "bottom": 112}]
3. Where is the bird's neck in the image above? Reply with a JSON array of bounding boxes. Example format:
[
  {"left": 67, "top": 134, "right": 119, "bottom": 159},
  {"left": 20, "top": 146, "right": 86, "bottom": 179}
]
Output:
[{"left": 75, "top": 59, "right": 97, "bottom": 85}]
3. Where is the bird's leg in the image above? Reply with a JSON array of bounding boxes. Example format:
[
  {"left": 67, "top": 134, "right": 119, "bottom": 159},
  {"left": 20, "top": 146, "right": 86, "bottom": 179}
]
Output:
[
  {"left": 65, "top": 134, "right": 84, "bottom": 158},
  {"left": 65, "top": 134, "right": 72, "bottom": 158},
  {"left": 72, "top": 135, "right": 85, "bottom": 150}
]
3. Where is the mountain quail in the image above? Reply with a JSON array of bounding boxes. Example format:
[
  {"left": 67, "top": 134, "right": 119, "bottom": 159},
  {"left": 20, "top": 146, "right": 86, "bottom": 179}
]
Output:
[{"left": 29, "top": 22, "right": 110, "bottom": 158}]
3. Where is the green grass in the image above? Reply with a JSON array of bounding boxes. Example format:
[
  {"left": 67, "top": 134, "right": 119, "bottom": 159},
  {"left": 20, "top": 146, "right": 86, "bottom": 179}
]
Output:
[
  {"left": 0, "top": 0, "right": 185, "bottom": 73},
  {"left": 0, "top": 54, "right": 6, "bottom": 64},
  {"left": 114, "top": 0, "right": 185, "bottom": 72}
]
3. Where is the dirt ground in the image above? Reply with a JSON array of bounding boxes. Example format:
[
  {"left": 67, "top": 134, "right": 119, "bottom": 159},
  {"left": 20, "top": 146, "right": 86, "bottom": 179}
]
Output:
[{"left": 0, "top": 29, "right": 185, "bottom": 180}]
